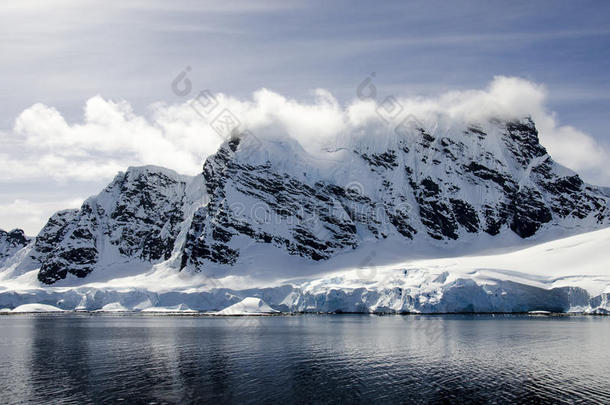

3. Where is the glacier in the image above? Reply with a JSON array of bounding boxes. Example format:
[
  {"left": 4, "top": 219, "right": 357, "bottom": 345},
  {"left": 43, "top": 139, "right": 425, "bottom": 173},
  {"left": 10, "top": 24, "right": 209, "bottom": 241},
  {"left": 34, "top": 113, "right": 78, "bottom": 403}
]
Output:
[
  {"left": 0, "top": 115, "right": 609, "bottom": 314},
  {"left": 0, "top": 227, "right": 609, "bottom": 314}
]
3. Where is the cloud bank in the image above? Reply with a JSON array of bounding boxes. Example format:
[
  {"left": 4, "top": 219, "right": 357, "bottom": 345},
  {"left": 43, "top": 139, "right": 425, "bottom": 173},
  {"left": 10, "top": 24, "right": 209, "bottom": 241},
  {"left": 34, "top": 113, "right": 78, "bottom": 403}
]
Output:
[{"left": 2, "top": 76, "right": 609, "bottom": 187}]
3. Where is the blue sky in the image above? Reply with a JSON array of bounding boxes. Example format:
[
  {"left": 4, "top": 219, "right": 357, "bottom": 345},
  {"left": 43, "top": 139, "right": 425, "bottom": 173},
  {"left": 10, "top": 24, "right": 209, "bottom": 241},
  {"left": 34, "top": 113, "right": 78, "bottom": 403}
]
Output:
[
  {"left": 2, "top": 1, "right": 609, "bottom": 133},
  {"left": 1, "top": 0, "right": 609, "bottom": 233}
]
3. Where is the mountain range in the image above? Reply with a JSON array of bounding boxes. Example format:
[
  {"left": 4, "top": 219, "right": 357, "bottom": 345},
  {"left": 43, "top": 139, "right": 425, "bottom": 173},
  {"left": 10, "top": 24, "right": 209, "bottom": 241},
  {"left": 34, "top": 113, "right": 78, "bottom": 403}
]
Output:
[{"left": 1, "top": 116, "right": 609, "bottom": 314}]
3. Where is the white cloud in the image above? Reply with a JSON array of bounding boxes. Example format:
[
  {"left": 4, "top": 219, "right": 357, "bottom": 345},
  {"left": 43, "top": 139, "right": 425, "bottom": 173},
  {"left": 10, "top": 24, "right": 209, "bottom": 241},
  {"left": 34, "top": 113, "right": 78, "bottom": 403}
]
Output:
[
  {"left": 435, "top": 77, "right": 610, "bottom": 182},
  {"left": 2, "top": 76, "right": 609, "bottom": 187},
  {"left": 4, "top": 95, "right": 223, "bottom": 181},
  {"left": 0, "top": 198, "right": 84, "bottom": 236}
]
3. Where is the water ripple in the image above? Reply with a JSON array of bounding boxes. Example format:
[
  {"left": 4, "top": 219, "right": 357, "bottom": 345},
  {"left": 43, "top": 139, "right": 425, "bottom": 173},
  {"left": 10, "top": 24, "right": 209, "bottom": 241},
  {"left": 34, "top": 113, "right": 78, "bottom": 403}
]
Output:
[{"left": 0, "top": 314, "right": 608, "bottom": 404}]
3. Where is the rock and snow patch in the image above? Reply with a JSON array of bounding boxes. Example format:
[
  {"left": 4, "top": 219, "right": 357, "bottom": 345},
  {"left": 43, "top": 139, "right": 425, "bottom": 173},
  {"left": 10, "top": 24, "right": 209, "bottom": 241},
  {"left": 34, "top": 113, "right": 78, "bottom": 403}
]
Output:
[
  {"left": 215, "top": 297, "right": 278, "bottom": 315},
  {"left": 98, "top": 302, "right": 130, "bottom": 312}
]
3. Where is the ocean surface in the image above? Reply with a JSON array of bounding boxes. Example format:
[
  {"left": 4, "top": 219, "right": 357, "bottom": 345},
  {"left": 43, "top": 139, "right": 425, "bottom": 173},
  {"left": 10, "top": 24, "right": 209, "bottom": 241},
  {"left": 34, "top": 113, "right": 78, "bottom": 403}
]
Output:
[{"left": 0, "top": 314, "right": 609, "bottom": 404}]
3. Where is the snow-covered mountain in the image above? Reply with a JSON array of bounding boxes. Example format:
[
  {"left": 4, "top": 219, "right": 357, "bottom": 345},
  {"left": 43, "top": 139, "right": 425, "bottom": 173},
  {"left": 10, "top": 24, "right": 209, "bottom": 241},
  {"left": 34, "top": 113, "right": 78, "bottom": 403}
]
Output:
[
  {"left": 181, "top": 117, "right": 607, "bottom": 271},
  {"left": 1, "top": 116, "right": 609, "bottom": 313}
]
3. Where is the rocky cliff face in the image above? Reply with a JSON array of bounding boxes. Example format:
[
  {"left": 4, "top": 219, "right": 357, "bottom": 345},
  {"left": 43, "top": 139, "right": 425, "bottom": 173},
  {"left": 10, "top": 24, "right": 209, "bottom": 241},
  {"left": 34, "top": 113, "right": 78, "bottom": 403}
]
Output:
[
  {"left": 6, "top": 117, "right": 609, "bottom": 284},
  {"left": 31, "top": 166, "right": 190, "bottom": 284}
]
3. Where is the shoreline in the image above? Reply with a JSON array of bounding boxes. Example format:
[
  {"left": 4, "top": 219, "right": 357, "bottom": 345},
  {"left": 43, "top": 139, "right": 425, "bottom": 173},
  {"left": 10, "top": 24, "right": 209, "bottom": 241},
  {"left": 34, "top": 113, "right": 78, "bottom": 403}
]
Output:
[{"left": 1, "top": 310, "right": 608, "bottom": 317}]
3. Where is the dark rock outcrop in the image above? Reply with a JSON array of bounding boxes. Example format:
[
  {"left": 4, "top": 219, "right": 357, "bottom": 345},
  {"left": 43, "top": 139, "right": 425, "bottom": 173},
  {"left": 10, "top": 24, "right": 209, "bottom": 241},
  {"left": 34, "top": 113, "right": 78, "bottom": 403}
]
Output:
[{"left": 0, "top": 228, "right": 30, "bottom": 264}]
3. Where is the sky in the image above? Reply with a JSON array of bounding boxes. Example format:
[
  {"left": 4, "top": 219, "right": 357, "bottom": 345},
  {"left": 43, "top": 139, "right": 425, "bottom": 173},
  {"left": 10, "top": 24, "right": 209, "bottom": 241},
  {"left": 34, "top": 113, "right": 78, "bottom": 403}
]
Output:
[{"left": 1, "top": 0, "right": 610, "bottom": 235}]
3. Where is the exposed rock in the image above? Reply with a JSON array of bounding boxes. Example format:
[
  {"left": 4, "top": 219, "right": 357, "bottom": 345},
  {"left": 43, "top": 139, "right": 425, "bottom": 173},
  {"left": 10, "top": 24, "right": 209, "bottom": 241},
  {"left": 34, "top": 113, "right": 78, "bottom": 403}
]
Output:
[
  {"left": 33, "top": 166, "right": 189, "bottom": 284},
  {"left": 0, "top": 228, "right": 30, "bottom": 265}
]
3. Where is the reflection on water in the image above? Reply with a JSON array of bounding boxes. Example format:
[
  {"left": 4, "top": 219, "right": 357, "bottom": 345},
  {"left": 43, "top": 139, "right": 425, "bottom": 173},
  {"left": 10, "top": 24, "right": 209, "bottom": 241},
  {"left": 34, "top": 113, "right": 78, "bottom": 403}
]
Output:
[{"left": 0, "top": 314, "right": 609, "bottom": 404}]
